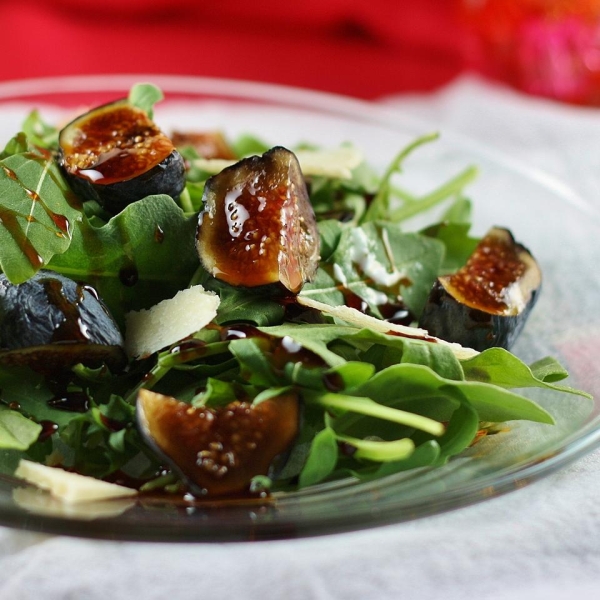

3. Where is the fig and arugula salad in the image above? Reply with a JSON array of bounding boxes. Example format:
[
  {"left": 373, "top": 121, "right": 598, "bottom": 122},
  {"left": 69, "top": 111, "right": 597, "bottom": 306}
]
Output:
[{"left": 0, "top": 83, "right": 589, "bottom": 506}]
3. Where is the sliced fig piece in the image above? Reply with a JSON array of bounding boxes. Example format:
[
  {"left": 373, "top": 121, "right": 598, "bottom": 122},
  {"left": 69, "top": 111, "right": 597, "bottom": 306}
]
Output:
[
  {"left": 0, "top": 271, "right": 126, "bottom": 373},
  {"left": 137, "top": 389, "right": 300, "bottom": 497},
  {"left": 58, "top": 99, "right": 185, "bottom": 214},
  {"left": 418, "top": 227, "right": 541, "bottom": 351},
  {"left": 196, "top": 147, "right": 320, "bottom": 294}
]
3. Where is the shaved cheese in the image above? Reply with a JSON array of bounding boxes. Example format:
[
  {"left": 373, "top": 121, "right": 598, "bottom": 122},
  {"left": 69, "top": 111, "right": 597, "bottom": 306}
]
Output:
[
  {"left": 13, "top": 487, "right": 135, "bottom": 519},
  {"left": 297, "top": 296, "right": 478, "bottom": 360},
  {"left": 192, "top": 145, "right": 363, "bottom": 180},
  {"left": 125, "top": 285, "right": 220, "bottom": 359},
  {"left": 14, "top": 460, "right": 137, "bottom": 504}
]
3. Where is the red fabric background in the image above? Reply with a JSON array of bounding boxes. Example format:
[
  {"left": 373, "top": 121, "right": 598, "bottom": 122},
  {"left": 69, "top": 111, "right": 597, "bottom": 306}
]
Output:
[{"left": 1, "top": 0, "right": 468, "bottom": 98}]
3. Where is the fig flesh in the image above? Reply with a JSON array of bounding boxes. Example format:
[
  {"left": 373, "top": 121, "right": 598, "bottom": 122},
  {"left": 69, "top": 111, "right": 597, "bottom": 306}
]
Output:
[
  {"left": 137, "top": 389, "right": 300, "bottom": 497},
  {"left": 0, "top": 271, "right": 126, "bottom": 373},
  {"left": 58, "top": 99, "right": 185, "bottom": 214},
  {"left": 418, "top": 227, "right": 541, "bottom": 351},
  {"left": 196, "top": 147, "right": 320, "bottom": 294}
]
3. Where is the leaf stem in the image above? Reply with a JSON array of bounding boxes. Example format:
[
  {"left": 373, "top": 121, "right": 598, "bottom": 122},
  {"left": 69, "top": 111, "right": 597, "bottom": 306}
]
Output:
[
  {"left": 390, "top": 165, "right": 479, "bottom": 222},
  {"left": 310, "top": 392, "right": 445, "bottom": 436},
  {"left": 179, "top": 187, "right": 195, "bottom": 214},
  {"left": 336, "top": 434, "right": 415, "bottom": 462},
  {"left": 363, "top": 131, "right": 440, "bottom": 222}
]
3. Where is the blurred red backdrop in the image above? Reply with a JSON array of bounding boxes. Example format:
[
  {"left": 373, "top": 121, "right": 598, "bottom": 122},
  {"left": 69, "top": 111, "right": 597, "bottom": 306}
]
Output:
[{"left": 0, "top": 0, "right": 467, "bottom": 98}]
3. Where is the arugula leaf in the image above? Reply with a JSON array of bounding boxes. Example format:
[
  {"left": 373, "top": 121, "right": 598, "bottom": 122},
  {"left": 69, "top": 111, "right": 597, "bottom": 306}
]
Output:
[
  {"left": 349, "top": 440, "right": 441, "bottom": 481},
  {"left": 48, "top": 194, "right": 199, "bottom": 326},
  {"left": 128, "top": 83, "right": 163, "bottom": 119},
  {"left": 434, "top": 395, "right": 480, "bottom": 458},
  {"left": 298, "top": 426, "right": 339, "bottom": 488},
  {"left": 389, "top": 166, "right": 478, "bottom": 223},
  {"left": 362, "top": 132, "right": 439, "bottom": 223},
  {"left": 0, "top": 406, "right": 42, "bottom": 450},
  {"left": 317, "top": 219, "right": 344, "bottom": 261},
  {"left": 421, "top": 221, "right": 479, "bottom": 273},
  {"left": 259, "top": 324, "right": 352, "bottom": 367},
  {"left": 462, "top": 348, "right": 591, "bottom": 398},
  {"left": 0, "top": 135, "right": 82, "bottom": 283},
  {"left": 0, "top": 365, "right": 77, "bottom": 428},
  {"left": 301, "top": 223, "right": 444, "bottom": 317},
  {"left": 355, "top": 363, "right": 554, "bottom": 424},
  {"left": 230, "top": 134, "right": 270, "bottom": 158},
  {"left": 21, "top": 111, "right": 59, "bottom": 149},
  {"left": 343, "top": 328, "right": 464, "bottom": 380}
]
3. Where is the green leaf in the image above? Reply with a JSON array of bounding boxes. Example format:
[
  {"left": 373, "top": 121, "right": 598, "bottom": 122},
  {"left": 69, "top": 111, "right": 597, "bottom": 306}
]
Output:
[
  {"left": 326, "top": 361, "right": 376, "bottom": 390},
  {"left": 298, "top": 426, "right": 339, "bottom": 488},
  {"left": 389, "top": 165, "right": 479, "bottom": 223},
  {"left": 0, "top": 406, "right": 42, "bottom": 450},
  {"left": 301, "top": 223, "right": 444, "bottom": 318},
  {"left": 229, "top": 338, "right": 281, "bottom": 387},
  {"left": 435, "top": 395, "right": 480, "bottom": 458},
  {"left": 128, "top": 83, "right": 163, "bottom": 119},
  {"left": 462, "top": 348, "right": 591, "bottom": 398},
  {"left": 309, "top": 392, "right": 445, "bottom": 436},
  {"left": 231, "top": 134, "right": 270, "bottom": 158},
  {"left": 421, "top": 221, "right": 479, "bottom": 273},
  {"left": 529, "top": 356, "right": 570, "bottom": 383},
  {"left": 350, "top": 440, "right": 441, "bottom": 481},
  {"left": 356, "top": 363, "right": 554, "bottom": 424},
  {"left": 48, "top": 194, "right": 199, "bottom": 326},
  {"left": 0, "top": 136, "right": 82, "bottom": 283},
  {"left": 344, "top": 328, "right": 464, "bottom": 380},
  {"left": 362, "top": 132, "right": 439, "bottom": 223},
  {"left": 441, "top": 196, "right": 472, "bottom": 223},
  {"left": 21, "top": 111, "right": 59, "bottom": 149},
  {"left": 259, "top": 324, "right": 353, "bottom": 367},
  {"left": 193, "top": 378, "right": 240, "bottom": 407},
  {"left": 0, "top": 366, "right": 76, "bottom": 428},
  {"left": 336, "top": 434, "right": 415, "bottom": 462},
  {"left": 317, "top": 219, "right": 344, "bottom": 261},
  {"left": 215, "top": 286, "right": 284, "bottom": 326}
]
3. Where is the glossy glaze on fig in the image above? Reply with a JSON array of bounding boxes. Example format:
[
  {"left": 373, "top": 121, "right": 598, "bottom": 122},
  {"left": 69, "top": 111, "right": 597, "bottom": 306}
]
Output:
[
  {"left": 58, "top": 99, "right": 185, "bottom": 214},
  {"left": 419, "top": 227, "right": 542, "bottom": 351},
  {"left": 0, "top": 271, "right": 126, "bottom": 372},
  {"left": 196, "top": 146, "right": 320, "bottom": 293},
  {"left": 137, "top": 389, "right": 300, "bottom": 497}
]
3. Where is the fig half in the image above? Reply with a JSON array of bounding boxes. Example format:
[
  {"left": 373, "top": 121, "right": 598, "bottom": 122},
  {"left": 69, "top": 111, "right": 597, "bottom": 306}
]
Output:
[
  {"left": 196, "top": 147, "right": 320, "bottom": 294},
  {"left": 0, "top": 271, "right": 126, "bottom": 373},
  {"left": 137, "top": 389, "right": 300, "bottom": 496},
  {"left": 58, "top": 99, "right": 185, "bottom": 214},
  {"left": 418, "top": 227, "right": 541, "bottom": 351}
]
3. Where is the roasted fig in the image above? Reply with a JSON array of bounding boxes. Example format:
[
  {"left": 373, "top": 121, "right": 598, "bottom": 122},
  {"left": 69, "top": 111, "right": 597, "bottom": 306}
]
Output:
[
  {"left": 418, "top": 227, "right": 541, "bottom": 351},
  {"left": 137, "top": 389, "right": 300, "bottom": 497},
  {"left": 0, "top": 271, "right": 126, "bottom": 373},
  {"left": 196, "top": 147, "right": 320, "bottom": 294},
  {"left": 58, "top": 99, "right": 185, "bottom": 214}
]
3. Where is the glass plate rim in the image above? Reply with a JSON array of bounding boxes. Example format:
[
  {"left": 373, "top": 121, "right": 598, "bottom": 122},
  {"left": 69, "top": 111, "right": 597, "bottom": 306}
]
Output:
[{"left": 0, "top": 74, "right": 597, "bottom": 542}]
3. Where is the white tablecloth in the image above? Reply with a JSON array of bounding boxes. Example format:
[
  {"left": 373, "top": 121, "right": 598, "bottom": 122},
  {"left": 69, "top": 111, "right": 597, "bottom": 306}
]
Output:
[{"left": 2, "top": 77, "right": 600, "bottom": 600}]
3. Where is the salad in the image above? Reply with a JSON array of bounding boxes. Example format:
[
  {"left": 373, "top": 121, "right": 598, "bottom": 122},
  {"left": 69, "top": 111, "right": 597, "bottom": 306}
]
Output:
[{"left": 0, "top": 83, "right": 589, "bottom": 505}]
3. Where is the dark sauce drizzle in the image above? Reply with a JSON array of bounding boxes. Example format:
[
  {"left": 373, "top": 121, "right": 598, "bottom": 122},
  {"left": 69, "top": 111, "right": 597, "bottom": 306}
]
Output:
[{"left": 0, "top": 159, "right": 74, "bottom": 268}]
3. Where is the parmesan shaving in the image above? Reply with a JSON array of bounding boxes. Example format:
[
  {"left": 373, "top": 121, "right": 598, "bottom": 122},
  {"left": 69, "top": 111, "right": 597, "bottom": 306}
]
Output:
[{"left": 297, "top": 296, "right": 479, "bottom": 360}]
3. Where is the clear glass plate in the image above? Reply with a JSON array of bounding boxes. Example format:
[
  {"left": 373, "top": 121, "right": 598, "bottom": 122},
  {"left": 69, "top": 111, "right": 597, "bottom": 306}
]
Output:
[{"left": 0, "top": 75, "right": 597, "bottom": 542}]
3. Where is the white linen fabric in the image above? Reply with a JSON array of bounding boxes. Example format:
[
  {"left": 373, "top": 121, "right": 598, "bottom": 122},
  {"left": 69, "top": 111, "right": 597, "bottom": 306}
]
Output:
[{"left": 1, "top": 76, "right": 600, "bottom": 600}]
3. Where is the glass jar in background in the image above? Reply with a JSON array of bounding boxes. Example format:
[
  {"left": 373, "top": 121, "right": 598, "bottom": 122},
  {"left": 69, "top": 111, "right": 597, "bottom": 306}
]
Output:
[{"left": 460, "top": 0, "right": 600, "bottom": 104}]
